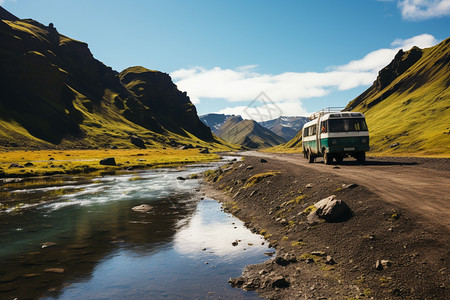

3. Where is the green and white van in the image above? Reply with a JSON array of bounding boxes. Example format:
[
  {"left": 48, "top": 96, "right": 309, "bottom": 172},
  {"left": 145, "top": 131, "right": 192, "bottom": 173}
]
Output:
[{"left": 302, "top": 108, "right": 369, "bottom": 164}]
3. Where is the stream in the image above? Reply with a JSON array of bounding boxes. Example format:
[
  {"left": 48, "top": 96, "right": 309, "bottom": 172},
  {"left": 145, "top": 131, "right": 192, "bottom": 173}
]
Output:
[{"left": 0, "top": 158, "right": 273, "bottom": 299}]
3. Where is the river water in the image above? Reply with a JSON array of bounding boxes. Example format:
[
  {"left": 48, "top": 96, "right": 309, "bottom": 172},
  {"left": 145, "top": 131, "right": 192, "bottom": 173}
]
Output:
[{"left": 0, "top": 158, "right": 273, "bottom": 299}]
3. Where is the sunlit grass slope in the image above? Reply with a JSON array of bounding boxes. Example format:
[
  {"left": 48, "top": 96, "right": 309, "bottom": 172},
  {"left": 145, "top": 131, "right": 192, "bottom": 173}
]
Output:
[
  {"left": 0, "top": 149, "right": 220, "bottom": 177},
  {"left": 346, "top": 38, "right": 450, "bottom": 157}
]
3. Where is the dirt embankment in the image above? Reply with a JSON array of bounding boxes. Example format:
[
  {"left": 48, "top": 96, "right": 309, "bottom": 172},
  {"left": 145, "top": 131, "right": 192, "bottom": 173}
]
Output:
[{"left": 202, "top": 154, "right": 449, "bottom": 299}]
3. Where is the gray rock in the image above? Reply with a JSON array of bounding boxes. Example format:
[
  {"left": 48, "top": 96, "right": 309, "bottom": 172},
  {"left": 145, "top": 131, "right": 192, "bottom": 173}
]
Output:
[
  {"left": 271, "top": 275, "right": 290, "bottom": 288},
  {"left": 100, "top": 157, "right": 116, "bottom": 166},
  {"left": 325, "top": 255, "right": 336, "bottom": 265},
  {"left": 132, "top": 204, "right": 153, "bottom": 212},
  {"left": 375, "top": 260, "right": 383, "bottom": 270},
  {"left": 314, "top": 195, "right": 352, "bottom": 222},
  {"left": 307, "top": 210, "right": 321, "bottom": 225}
]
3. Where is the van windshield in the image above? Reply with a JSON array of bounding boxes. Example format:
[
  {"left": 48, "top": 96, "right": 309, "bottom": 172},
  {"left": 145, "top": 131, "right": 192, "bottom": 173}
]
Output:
[{"left": 329, "top": 118, "right": 368, "bottom": 132}]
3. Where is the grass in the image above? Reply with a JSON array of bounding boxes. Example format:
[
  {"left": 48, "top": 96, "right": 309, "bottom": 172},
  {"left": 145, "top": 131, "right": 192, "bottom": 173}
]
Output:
[
  {"left": 0, "top": 148, "right": 220, "bottom": 177},
  {"left": 244, "top": 171, "right": 281, "bottom": 188}
]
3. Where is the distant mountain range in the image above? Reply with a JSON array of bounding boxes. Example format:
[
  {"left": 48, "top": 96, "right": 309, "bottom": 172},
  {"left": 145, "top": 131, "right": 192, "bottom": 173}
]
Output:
[
  {"left": 200, "top": 114, "right": 308, "bottom": 146},
  {"left": 214, "top": 115, "right": 286, "bottom": 149},
  {"left": 0, "top": 7, "right": 221, "bottom": 149},
  {"left": 259, "top": 116, "right": 308, "bottom": 141}
]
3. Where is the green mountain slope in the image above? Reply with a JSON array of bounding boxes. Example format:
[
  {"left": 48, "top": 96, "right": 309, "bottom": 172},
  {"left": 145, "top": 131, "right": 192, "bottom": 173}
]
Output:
[
  {"left": 346, "top": 38, "right": 450, "bottom": 156},
  {"left": 216, "top": 116, "right": 286, "bottom": 149},
  {"left": 0, "top": 9, "right": 218, "bottom": 150}
]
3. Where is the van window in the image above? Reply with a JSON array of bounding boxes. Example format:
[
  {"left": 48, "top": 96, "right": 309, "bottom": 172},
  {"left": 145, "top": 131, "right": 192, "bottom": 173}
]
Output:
[
  {"left": 329, "top": 118, "right": 368, "bottom": 132},
  {"left": 321, "top": 121, "right": 328, "bottom": 133}
]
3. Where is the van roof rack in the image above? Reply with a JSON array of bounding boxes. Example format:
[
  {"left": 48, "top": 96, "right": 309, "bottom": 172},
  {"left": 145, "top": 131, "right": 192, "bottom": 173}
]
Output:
[{"left": 308, "top": 107, "right": 345, "bottom": 120}]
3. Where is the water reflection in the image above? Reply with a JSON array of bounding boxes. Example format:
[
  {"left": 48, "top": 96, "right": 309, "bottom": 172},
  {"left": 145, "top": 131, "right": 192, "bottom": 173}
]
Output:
[{"left": 0, "top": 159, "right": 270, "bottom": 299}]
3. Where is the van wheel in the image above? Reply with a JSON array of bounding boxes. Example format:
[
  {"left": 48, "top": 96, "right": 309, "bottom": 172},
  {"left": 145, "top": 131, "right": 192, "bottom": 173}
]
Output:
[
  {"left": 335, "top": 155, "right": 343, "bottom": 164},
  {"left": 323, "top": 151, "right": 332, "bottom": 165},
  {"left": 356, "top": 152, "right": 366, "bottom": 164},
  {"left": 307, "top": 150, "right": 315, "bottom": 163}
]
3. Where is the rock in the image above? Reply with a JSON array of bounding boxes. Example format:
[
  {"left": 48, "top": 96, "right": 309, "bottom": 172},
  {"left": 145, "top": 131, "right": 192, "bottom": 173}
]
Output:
[
  {"left": 100, "top": 157, "right": 116, "bottom": 166},
  {"left": 132, "top": 204, "right": 153, "bottom": 212},
  {"left": 325, "top": 255, "right": 336, "bottom": 265},
  {"left": 306, "top": 183, "right": 313, "bottom": 188},
  {"left": 199, "top": 148, "right": 209, "bottom": 154},
  {"left": 41, "top": 242, "right": 58, "bottom": 248},
  {"left": 24, "top": 162, "right": 34, "bottom": 167},
  {"left": 130, "top": 135, "right": 146, "bottom": 149},
  {"left": 306, "top": 210, "right": 321, "bottom": 225},
  {"left": 260, "top": 158, "right": 268, "bottom": 163},
  {"left": 271, "top": 275, "right": 290, "bottom": 288},
  {"left": 314, "top": 195, "right": 352, "bottom": 222},
  {"left": 389, "top": 142, "right": 400, "bottom": 148},
  {"left": 310, "top": 251, "right": 326, "bottom": 257},
  {"left": 176, "top": 176, "right": 186, "bottom": 181},
  {"left": 375, "top": 260, "right": 384, "bottom": 270},
  {"left": 274, "top": 256, "right": 290, "bottom": 266},
  {"left": 44, "top": 268, "right": 64, "bottom": 274},
  {"left": 341, "top": 183, "right": 358, "bottom": 189},
  {"left": 381, "top": 259, "right": 392, "bottom": 268},
  {"left": 232, "top": 240, "right": 239, "bottom": 246},
  {"left": 246, "top": 165, "right": 254, "bottom": 170},
  {"left": 284, "top": 252, "right": 297, "bottom": 263},
  {"left": 228, "top": 277, "right": 245, "bottom": 288},
  {"left": 110, "top": 145, "right": 118, "bottom": 149}
]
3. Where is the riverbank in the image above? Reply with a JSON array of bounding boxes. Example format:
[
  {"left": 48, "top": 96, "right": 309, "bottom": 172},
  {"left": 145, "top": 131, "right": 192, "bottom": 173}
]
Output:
[
  {"left": 0, "top": 148, "right": 219, "bottom": 178},
  {"left": 202, "top": 155, "right": 449, "bottom": 299}
]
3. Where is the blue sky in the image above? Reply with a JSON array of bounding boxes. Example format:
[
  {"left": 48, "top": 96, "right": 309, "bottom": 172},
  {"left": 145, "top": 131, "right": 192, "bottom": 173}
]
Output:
[{"left": 2, "top": 0, "right": 449, "bottom": 120}]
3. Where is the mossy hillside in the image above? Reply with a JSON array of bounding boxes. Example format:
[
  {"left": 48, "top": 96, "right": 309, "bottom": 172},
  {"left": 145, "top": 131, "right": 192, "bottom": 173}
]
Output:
[
  {"left": 347, "top": 38, "right": 450, "bottom": 157},
  {"left": 0, "top": 148, "right": 220, "bottom": 177},
  {"left": 0, "top": 12, "right": 224, "bottom": 150}
]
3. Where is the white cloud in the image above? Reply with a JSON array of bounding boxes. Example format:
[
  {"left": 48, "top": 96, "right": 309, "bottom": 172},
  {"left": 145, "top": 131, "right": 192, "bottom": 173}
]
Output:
[
  {"left": 398, "top": 0, "right": 450, "bottom": 20},
  {"left": 334, "top": 33, "right": 438, "bottom": 73},
  {"left": 171, "top": 34, "right": 439, "bottom": 118}
]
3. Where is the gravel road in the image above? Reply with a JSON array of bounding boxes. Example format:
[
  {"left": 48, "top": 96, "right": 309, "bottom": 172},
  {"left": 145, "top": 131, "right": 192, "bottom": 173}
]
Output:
[{"left": 242, "top": 151, "right": 450, "bottom": 229}]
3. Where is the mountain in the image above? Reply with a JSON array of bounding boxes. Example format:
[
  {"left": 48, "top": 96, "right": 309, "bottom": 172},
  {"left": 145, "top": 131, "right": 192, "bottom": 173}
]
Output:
[
  {"left": 258, "top": 116, "right": 308, "bottom": 141},
  {"left": 216, "top": 115, "right": 286, "bottom": 149},
  {"left": 346, "top": 38, "right": 450, "bottom": 156},
  {"left": 0, "top": 8, "right": 217, "bottom": 149},
  {"left": 199, "top": 113, "right": 232, "bottom": 134}
]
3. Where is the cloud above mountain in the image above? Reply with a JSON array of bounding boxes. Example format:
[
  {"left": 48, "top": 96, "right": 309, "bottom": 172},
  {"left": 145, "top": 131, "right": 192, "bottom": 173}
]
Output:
[{"left": 171, "top": 34, "right": 438, "bottom": 119}]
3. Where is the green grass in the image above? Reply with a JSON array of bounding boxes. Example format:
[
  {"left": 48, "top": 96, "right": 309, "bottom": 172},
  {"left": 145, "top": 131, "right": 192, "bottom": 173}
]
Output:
[
  {"left": 0, "top": 148, "right": 220, "bottom": 177},
  {"left": 244, "top": 171, "right": 281, "bottom": 188}
]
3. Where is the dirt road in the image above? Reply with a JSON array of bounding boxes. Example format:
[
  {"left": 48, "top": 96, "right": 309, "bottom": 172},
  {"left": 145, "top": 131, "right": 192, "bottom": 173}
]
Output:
[{"left": 242, "top": 151, "right": 450, "bottom": 229}]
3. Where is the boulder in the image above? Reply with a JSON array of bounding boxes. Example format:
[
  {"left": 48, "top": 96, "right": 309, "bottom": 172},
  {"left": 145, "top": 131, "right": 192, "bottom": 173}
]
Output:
[
  {"left": 314, "top": 195, "right": 352, "bottom": 222},
  {"left": 271, "top": 275, "right": 290, "bottom": 288},
  {"left": 100, "top": 157, "right": 116, "bottom": 166},
  {"left": 132, "top": 204, "right": 153, "bottom": 212},
  {"left": 130, "top": 135, "right": 146, "bottom": 149}
]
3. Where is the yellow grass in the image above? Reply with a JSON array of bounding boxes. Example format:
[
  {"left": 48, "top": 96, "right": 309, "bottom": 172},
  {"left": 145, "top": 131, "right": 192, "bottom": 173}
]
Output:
[{"left": 0, "top": 149, "right": 220, "bottom": 177}]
